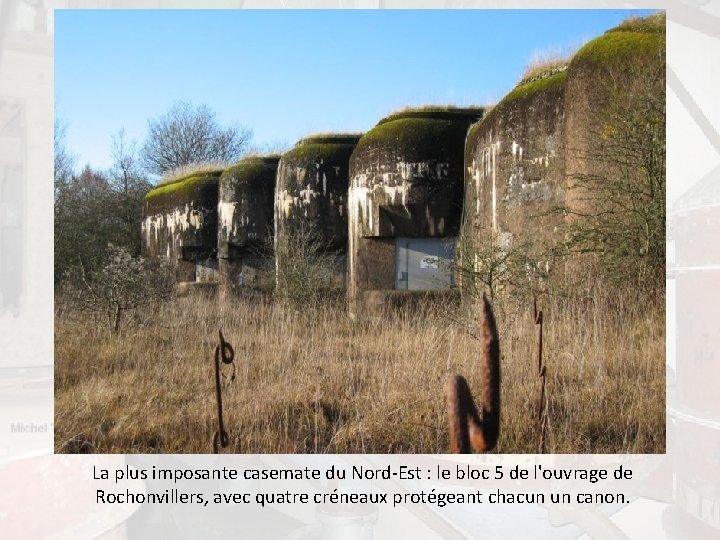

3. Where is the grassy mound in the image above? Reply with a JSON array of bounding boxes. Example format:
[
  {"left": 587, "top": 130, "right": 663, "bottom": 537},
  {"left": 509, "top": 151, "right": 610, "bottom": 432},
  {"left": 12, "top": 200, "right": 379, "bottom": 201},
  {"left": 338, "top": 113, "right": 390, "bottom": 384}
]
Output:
[
  {"left": 572, "top": 12, "right": 665, "bottom": 66},
  {"left": 144, "top": 170, "right": 222, "bottom": 208},
  {"left": 220, "top": 156, "right": 279, "bottom": 186},
  {"left": 281, "top": 133, "right": 361, "bottom": 166},
  {"left": 377, "top": 105, "right": 484, "bottom": 126},
  {"left": 466, "top": 69, "right": 567, "bottom": 148},
  {"left": 355, "top": 106, "right": 482, "bottom": 159}
]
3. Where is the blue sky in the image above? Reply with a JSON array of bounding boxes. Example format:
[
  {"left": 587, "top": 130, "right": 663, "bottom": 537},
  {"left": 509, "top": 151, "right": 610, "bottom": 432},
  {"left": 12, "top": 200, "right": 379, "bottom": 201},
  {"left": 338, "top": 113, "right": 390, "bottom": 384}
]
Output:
[{"left": 55, "top": 9, "right": 655, "bottom": 171}]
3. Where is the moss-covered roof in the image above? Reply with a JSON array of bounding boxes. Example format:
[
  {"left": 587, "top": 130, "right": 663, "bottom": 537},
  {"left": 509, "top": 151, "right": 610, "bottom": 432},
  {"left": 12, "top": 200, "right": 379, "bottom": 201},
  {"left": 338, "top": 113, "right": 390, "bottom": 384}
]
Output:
[
  {"left": 572, "top": 30, "right": 663, "bottom": 66},
  {"left": 241, "top": 152, "right": 282, "bottom": 160},
  {"left": 503, "top": 69, "right": 567, "bottom": 106},
  {"left": 220, "top": 155, "right": 279, "bottom": 185},
  {"left": 355, "top": 117, "right": 475, "bottom": 161},
  {"left": 281, "top": 133, "right": 361, "bottom": 165},
  {"left": 144, "top": 170, "right": 222, "bottom": 206},
  {"left": 156, "top": 164, "right": 226, "bottom": 186},
  {"left": 295, "top": 133, "right": 363, "bottom": 146},
  {"left": 466, "top": 70, "right": 567, "bottom": 145},
  {"left": 377, "top": 106, "right": 484, "bottom": 126},
  {"left": 572, "top": 12, "right": 664, "bottom": 66},
  {"left": 465, "top": 12, "right": 663, "bottom": 156},
  {"left": 350, "top": 106, "right": 483, "bottom": 159}
]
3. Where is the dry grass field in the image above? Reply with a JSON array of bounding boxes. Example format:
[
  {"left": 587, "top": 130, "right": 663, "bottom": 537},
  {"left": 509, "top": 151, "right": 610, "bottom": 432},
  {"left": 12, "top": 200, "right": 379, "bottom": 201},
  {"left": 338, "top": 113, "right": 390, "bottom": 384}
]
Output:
[{"left": 54, "top": 284, "right": 664, "bottom": 454}]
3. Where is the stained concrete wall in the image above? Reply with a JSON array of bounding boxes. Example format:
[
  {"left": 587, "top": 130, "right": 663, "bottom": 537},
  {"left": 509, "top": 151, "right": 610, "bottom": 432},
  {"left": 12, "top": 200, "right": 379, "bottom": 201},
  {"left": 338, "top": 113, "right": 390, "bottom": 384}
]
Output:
[
  {"left": 274, "top": 134, "right": 361, "bottom": 285},
  {"left": 563, "top": 16, "right": 665, "bottom": 219},
  {"left": 218, "top": 156, "right": 279, "bottom": 295},
  {"left": 463, "top": 69, "right": 567, "bottom": 283},
  {"left": 141, "top": 170, "right": 222, "bottom": 283},
  {"left": 462, "top": 13, "right": 665, "bottom": 298},
  {"left": 348, "top": 108, "right": 482, "bottom": 318}
]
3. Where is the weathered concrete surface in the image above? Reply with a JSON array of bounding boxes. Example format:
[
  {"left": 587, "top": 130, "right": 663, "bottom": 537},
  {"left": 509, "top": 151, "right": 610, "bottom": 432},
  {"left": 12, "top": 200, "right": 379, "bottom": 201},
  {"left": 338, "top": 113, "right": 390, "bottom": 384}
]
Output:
[
  {"left": 218, "top": 156, "right": 279, "bottom": 294},
  {"left": 462, "top": 13, "right": 665, "bottom": 299},
  {"left": 141, "top": 170, "right": 222, "bottom": 283},
  {"left": 348, "top": 108, "right": 482, "bottom": 318},
  {"left": 275, "top": 134, "right": 361, "bottom": 284},
  {"left": 563, "top": 17, "right": 665, "bottom": 218},
  {"left": 463, "top": 68, "right": 567, "bottom": 286}
]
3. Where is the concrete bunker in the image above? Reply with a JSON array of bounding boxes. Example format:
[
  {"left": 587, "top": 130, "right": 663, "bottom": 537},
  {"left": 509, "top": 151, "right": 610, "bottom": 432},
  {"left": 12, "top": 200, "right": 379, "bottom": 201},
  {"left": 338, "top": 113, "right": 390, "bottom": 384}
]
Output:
[
  {"left": 141, "top": 168, "right": 222, "bottom": 284},
  {"left": 274, "top": 133, "right": 361, "bottom": 288},
  {"left": 347, "top": 107, "right": 483, "bottom": 318},
  {"left": 562, "top": 13, "right": 665, "bottom": 218},
  {"left": 218, "top": 155, "right": 279, "bottom": 295},
  {"left": 463, "top": 67, "right": 568, "bottom": 292},
  {"left": 462, "top": 13, "right": 665, "bottom": 298}
]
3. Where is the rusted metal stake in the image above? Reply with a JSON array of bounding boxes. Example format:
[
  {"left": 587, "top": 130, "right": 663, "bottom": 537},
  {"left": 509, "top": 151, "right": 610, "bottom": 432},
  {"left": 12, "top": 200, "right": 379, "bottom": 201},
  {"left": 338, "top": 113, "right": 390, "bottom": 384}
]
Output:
[
  {"left": 447, "top": 294, "right": 501, "bottom": 453},
  {"left": 213, "top": 330, "right": 235, "bottom": 453},
  {"left": 534, "top": 298, "right": 548, "bottom": 454}
]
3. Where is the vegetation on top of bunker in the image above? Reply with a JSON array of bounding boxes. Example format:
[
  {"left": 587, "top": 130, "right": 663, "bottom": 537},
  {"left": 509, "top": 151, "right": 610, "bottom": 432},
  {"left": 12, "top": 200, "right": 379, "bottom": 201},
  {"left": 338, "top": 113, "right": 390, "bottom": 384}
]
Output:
[
  {"left": 466, "top": 70, "right": 567, "bottom": 147},
  {"left": 519, "top": 50, "right": 572, "bottom": 84},
  {"left": 610, "top": 11, "right": 665, "bottom": 34},
  {"left": 221, "top": 156, "right": 279, "bottom": 186},
  {"left": 295, "top": 133, "right": 363, "bottom": 146},
  {"left": 571, "top": 12, "right": 665, "bottom": 67},
  {"left": 376, "top": 105, "right": 484, "bottom": 126},
  {"left": 144, "top": 167, "right": 224, "bottom": 205},
  {"left": 355, "top": 113, "right": 479, "bottom": 159},
  {"left": 157, "top": 161, "right": 228, "bottom": 185},
  {"left": 466, "top": 12, "right": 663, "bottom": 145},
  {"left": 281, "top": 134, "right": 361, "bottom": 166}
]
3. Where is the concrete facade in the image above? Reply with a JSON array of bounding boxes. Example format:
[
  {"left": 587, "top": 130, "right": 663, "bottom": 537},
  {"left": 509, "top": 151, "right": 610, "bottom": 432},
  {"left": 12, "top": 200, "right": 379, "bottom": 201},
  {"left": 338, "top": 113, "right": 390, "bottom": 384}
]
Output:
[
  {"left": 463, "top": 68, "right": 567, "bottom": 292},
  {"left": 462, "top": 15, "right": 665, "bottom": 298},
  {"left": 218, "top": 156, "right": 279, "bottom": 295},
  {"left": 141, "top": 170, "right": 222, "bottom": 284},
  {"left": 274, "top": 134, "right": 361, "bottom": 286},
  {"left": 348, "top": 108, "right": 482, "bottom": 318}
]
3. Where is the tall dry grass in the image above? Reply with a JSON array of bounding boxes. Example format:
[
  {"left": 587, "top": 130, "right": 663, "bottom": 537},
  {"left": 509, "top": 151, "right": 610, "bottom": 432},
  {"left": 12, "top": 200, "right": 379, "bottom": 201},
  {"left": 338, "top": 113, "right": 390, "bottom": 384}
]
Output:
[
  {"left": 55, "top": 286, "right": 664, "bottom": 454},
  {"left": 518, "top": 42, "right": 583, "bottom": 82}
]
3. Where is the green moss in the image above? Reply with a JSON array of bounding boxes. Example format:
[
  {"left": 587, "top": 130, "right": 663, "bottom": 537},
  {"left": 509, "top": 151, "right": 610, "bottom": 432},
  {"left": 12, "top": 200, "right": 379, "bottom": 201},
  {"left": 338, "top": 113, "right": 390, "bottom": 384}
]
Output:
[
  {"left": 240, "top": 153, "right": 281, "bottom": 161},
  {"left": 466, "top": 12, "right": 664, "bottom": 165},
  {"left": 572, "top": 30, "right": 663, "bottom": 67},
  {"left": 354, "top": 115, "right": 474, "bottom": 164},
  {"left": 281, "top": 139, "right": 359, "bottom": 166},
  {"left": 296, "top": 133, "right": 362, "bottom": 146},
  {"left": 466, "top": 70, "right": 567, "bottom": 146},
  {"left": 156, "top": 165, "right": 226, "bottom": 186},
  {"left": 221, "top": 156, "right": 279, "bottom": 185},
  {"left": 502, "top": 70, "right": 567, "bottom": 106},
  {"left": 377, "top": 106, "right": 483, "bottom": 126},
  {"left": 144, "top": 171, "right": 221, "bottom": 206},
  {"left": 572, "top": 12, "right": 664, "bottom": 68}
]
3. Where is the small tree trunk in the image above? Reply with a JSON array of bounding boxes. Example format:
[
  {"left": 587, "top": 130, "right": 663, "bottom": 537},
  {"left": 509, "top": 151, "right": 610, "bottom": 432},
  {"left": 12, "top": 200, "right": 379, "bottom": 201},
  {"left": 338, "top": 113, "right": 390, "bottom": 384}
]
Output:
[{"left": 113, "top": 304, "right": 122, "bottom": 333}]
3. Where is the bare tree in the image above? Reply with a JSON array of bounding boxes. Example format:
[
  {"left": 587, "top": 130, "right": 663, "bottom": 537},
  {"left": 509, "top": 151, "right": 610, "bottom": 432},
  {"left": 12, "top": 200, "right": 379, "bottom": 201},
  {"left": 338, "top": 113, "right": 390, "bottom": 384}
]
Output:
[
  {"left": 62, "top": 245, "right": 175, "bottom": 333},
  {"left": 54, "top": 116, "right": 74, "bottom": 199},
  {"left": 275, "top": 224, "right": 344, "bottom": 306},
  {"left": 54, "top": 165, "right": 116, "bottom": 283},
  {"left": 140, "top": 101, "right": 252, "bottom": 176},
  {"left": 564, "top": 50, "right": 665, "bottom": 291},
  {"left": 54, "top": 130, "right": 151, "bottom": 283},
  {"left": 108, "top": 129, "right": 151, "bottom": 256}
]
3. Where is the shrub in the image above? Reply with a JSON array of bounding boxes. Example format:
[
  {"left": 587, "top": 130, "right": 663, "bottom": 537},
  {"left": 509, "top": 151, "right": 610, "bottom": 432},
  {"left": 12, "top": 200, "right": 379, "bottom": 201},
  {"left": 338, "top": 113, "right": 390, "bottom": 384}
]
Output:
[
  {"left": 61, "top": 245, "right": 175, "bottom": 332},
  {"left": 564, "top": 38, "right": 665, "bottom": 291},
  {"left": 274, "top": 225, "right": 344, "bottom": 307}
]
